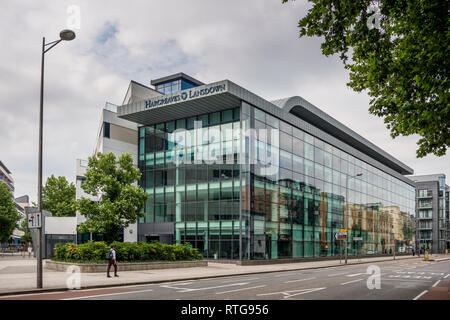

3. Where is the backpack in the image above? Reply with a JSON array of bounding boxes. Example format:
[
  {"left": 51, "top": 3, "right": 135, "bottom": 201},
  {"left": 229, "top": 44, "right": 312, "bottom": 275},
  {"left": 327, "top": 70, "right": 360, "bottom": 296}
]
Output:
[{"left": 106, "top": 251, "right": 111, "bottom": 260}]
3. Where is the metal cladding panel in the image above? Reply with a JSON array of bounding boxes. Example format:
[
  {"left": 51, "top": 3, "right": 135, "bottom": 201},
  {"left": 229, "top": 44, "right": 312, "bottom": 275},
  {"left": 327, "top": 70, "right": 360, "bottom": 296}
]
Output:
[{"left": 118, "top": 79, "right": 414, "bottom": 184}]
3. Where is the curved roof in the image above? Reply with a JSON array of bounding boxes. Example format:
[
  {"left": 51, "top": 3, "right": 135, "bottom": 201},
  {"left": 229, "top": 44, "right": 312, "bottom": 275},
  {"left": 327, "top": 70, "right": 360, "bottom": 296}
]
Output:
[{"left": 271, "top": 96, "right": 414, "bottom": 175}]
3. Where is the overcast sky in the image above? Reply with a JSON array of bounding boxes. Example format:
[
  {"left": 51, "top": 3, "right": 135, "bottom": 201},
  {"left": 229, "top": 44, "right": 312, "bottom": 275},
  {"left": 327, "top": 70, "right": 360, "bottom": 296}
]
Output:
[{"left": 1, "top": 0, "right": 448, "bottom": 203}]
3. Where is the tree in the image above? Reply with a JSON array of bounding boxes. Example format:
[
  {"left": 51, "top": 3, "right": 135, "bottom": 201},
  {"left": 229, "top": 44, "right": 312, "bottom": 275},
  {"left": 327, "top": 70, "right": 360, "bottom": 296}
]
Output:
[
  {"left": 42, "top": 175, "right": 76, "bottom": 217},
  {"left": 0, "top": 182, "right": 21, "bottom": 243},
  {"left": 19, "top": 218, "right": 32, "bottom": 243},
  {"left": 77, "top": 152, "right": 148, "bottom": 243},
  {"left": 283, "top": 0, "right": 449, "bottom": 157}
]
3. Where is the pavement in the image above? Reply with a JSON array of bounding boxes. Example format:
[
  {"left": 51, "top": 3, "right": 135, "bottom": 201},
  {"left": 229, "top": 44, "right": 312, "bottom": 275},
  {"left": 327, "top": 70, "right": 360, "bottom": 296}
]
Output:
[{"left": 0, "top": 253, "right": 449, "bottom": 298}]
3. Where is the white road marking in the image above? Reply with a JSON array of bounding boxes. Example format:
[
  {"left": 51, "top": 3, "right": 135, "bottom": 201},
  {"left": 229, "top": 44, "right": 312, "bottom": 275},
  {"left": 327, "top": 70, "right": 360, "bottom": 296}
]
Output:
[
  {"left": 341, "top": 279, "right": 364, "bottom": 285},
  {"left": 284, "top": 277, "right": 316, "bottom": 283},
  {"left": 413, "top": 290, "right": 428, "bottom": 300},
  {"left": 432, "top": 280, "right": 441, "bottom": 287},
  {"left": 257, "top": 287, "right": 326, "bottom": 299},
  {"left": 162, "top": 282, "right": 250, "bottom": 293},
  {"left": 346, "top": 273, "right": 367, "bottom": 277},
  {"left": 444, "top": 274, "right": 450, "bottom": 279},
  {"left": 215, "top": 285, "right": 266, "bottom": 295},
  {"left": 273, "top": 273, "right": 301, "bottom": 278},
  {"left": 62, "top": 288, "right": 154, "bottom": 300},
  {"left": 328, "top": 272, "right": 349, "bottom": 277},
  {"left": 384, "top": 279, "right": 432, "bottom": 283},
  {"left": 221, "top": 277, "right": 260, "bottom": 283}
]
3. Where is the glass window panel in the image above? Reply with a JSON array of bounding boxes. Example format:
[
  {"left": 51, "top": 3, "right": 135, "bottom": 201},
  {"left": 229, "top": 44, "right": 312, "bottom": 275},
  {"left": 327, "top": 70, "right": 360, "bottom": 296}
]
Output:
[
  {"left": 314, "top": 137, "right": 324, "bottom": 150},
  {"left": 314, "top": 147, "right": 324, "bottom": 164},
  {"left": 187, "top": 116, "right": 196, "bottom": 130},
  {"left": 280, "top": 132, "right": 293, "bottom": 152},
  {"left": 221, "top": 110, "right": 233, "bottom": 123},
  {"left": 279, "top": 121, "right": 292, "bottom": 134},
  {"left": 304, "top": 133, "right": 314, "bottom": 144},
  {"left": 324, "top": 167, "right": 332, "bottom": 182},
  {"left": 254, "top": 108, "right": 265, "bottom": 122},
  {"left": 166, "top": 121, "right": 175, "bottom": 133},
  {"left": 292, "top": 127, "right": 304, "bottom": 140},
  {"left": 186, "top": 185, "right": 197, "bottom": 202},
  {"left": 293, "top": 138, "right": 304, "bottom": 156},
  {"left": 304, "top": 143, "right": 314, "bottom": 161},
  {"left": 210, "top": 112, "right": 221, "bottom": 126},
  {"left": 304, "top": 159, "right": 314, "bottom": 177},
  {"left": 265, "top": 114, "right": 279, "bottom": 129},
  {"left": 221, "top": 122, "right": 233, "bottom": 141},
  {"left": 293, "top": 155, "right": 304, "bottom": 174},
  {"left": 176, "top": 118, "right": 186, "bottom": 130},
  {"left": 324, "top": 151, "right": 332, "bottom": 168},
  {"left": 315, "top": 163, "right": 324, "bottom": 180},
  {"left": 199, "top": 114, "right": 209, "bottom": 127},
  {"left": 233, "top": 107, "right": 240, "bottom": 121},
  {"left": 280, "top": 150, "right": 292, "bottom": 170}
]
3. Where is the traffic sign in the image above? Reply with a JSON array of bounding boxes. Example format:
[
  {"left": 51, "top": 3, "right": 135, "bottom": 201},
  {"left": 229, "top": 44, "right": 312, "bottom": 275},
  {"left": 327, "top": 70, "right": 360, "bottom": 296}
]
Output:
[
  {"left": 353, "top": 237, "right": 363, "bottom": 241},
  {"left": 335, "top": 233, "right": 347, "bottom": 240},
  {"left": 27, "top": 212, "right": 41, "bottom": 229}
]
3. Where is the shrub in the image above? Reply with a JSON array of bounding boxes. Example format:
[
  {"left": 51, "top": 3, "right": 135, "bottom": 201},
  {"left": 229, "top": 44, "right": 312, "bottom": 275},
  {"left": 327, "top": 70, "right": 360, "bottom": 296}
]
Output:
[{"left": 52, "top": 241, "right": 202, "bottom": 262}]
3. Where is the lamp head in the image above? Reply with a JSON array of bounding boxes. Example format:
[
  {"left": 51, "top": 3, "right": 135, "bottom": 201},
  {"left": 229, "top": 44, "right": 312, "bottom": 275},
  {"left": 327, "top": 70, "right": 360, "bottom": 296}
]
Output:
[{"left": 59, "top": 29, "right": 76, "bottom": 41}]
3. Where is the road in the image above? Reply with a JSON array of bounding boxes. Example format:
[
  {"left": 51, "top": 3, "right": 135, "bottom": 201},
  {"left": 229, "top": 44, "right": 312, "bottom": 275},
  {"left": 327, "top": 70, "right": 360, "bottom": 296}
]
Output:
[{"left": 1, "top": 258, "right": 449, "bottom": 300}]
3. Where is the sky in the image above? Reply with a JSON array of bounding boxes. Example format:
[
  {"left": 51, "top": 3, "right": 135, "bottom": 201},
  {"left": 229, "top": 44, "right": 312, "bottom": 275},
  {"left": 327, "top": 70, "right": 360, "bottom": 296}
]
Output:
[{"left": 1, "top": 0, "right": 448, "bottom": 203}]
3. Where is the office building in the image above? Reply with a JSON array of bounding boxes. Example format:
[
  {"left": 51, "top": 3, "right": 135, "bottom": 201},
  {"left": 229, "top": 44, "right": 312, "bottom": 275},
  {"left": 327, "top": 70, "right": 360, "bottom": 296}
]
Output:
[{"left": 114, "top": 72, "right": 416, "bottom": 260}]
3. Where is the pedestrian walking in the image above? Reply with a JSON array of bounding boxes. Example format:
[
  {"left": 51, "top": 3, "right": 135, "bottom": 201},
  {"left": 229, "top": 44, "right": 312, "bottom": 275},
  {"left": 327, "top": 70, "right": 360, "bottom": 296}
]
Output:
[
  {"left": 106, "top": 245, "right": 118, "bottom": 278},
  {"left": 412, "top": 247, "right": 415, "bottom": 256},
  {"left": 20, "top": 244, "right": 25, "bottom": 258},
  {"left": 27, "top": 242, "right": 32, "bottom": 258}
]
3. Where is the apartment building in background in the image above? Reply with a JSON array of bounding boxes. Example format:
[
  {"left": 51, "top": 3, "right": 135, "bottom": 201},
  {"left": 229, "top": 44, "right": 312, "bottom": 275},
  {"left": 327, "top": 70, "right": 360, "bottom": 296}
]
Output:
[{"left": 409, "top": 174, "right": 450, "bottom": 253}]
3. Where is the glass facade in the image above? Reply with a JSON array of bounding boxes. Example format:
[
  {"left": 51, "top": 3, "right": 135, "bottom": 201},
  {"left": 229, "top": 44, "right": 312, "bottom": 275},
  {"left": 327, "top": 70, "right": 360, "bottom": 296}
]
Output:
[
  {"left": 156, "top": 79, "right": 197, "bottom": 95},
  {"left": 138, "top": 102, "right": 416, "bottom": 260},
  {"left": 138, "top": 107, "right": 241, "bottom": 259}
]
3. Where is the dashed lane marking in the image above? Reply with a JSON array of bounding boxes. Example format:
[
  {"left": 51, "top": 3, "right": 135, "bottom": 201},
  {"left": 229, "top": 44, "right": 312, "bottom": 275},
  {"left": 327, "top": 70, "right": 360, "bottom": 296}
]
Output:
[
  {"left": 341, "top": 279, "right": 364, "bottom": 285},
  {"left": 215, "top": 285, "right": 266, "bottom": 295},
  {"left": 284, "top": 277, "right": 316, "bottom": 283}
]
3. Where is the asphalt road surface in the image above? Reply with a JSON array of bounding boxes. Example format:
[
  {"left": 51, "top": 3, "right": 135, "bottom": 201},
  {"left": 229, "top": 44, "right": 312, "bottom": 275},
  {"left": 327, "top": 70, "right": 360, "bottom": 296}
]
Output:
[{"left": 2, "top": 258, "right": 449, "bottom": 300}]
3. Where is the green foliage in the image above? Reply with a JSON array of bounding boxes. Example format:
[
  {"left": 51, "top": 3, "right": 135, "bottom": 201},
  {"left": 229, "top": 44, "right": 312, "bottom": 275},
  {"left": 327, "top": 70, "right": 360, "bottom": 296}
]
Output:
[
  {"left": 402, "top": 222, "right": 415, "bottom": 242},
  {"left": 77, "top": 152, "right": 148, "bottom": 243},
  {"left": 283, "top": 0, "right": 449, "bottom": 158},
  {"left": 0, "top": 182, "right": 21, "bottom": 243},
  {"left": 42, "top": 175, "right": 76, "bottom": 217},
  {"left": 19, "top": 218, "right": 32, "bottom": 243},
  {"left": 53, "top": 241, "right": 202, "bottom": 262}
]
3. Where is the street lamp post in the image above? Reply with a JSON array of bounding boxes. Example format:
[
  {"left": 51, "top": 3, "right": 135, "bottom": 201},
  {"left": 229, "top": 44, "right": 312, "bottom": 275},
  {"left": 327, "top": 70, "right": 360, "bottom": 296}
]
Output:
[
  {"left": 345, "top": 173, "right": 362, "bottom": 264},
  {"left": 37, "top": 30, "right": 75, "bottom": 289}
]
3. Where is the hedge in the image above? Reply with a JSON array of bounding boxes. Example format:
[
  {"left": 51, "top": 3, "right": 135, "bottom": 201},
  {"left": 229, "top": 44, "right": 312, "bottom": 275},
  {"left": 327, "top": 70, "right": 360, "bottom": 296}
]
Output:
[{"left": 53, "top": 241, "right": 202, "bottom": 262}]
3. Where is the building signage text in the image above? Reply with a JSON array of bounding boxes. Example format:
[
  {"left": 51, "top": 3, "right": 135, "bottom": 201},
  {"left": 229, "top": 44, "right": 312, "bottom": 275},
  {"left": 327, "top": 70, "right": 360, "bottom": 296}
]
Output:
[{"left": 145, "top": 83, "right": 226, "bottom": 109}]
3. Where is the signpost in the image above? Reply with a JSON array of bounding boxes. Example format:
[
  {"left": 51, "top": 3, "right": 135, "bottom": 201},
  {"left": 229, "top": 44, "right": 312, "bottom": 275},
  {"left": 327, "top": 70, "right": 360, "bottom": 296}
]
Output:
[
  {"left": 335, "top": 232, "right": 347, "bottom": 264},
  {"left": 354, "top": 237, "right": 363, "bottom": 261},
  {"left": 27, "top": 212, "right": 41, "bottom": 229}
]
